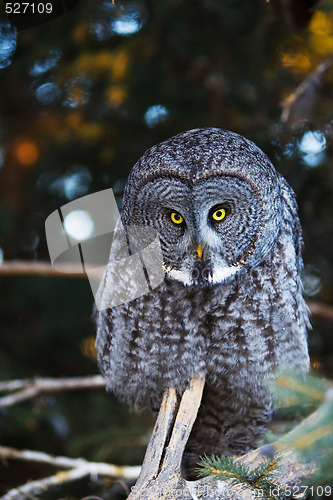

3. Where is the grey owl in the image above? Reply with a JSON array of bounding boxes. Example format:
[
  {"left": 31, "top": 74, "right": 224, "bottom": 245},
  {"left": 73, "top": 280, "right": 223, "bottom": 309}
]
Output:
[{"left": 95, "top": 128, "right": 310, "bottom": 478}]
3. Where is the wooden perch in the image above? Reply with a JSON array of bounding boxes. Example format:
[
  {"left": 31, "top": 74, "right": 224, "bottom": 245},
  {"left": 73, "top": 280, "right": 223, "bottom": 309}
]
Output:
[
  {"left": 127, "top": 376, "right": 205, "bottom": 500},
  {"left": 125, "top": 376, "right": 315, "bottom": 500}
]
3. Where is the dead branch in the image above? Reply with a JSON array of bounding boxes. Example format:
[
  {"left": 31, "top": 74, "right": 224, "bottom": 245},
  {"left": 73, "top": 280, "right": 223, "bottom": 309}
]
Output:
[
  {"left": 127, "top": 375, "right": 205, "bottom": 500},
  {"left": 0, "top": 375, "right": 107, "bottom": 407},
  {"left": 2, "top": 468, "right": 90, "bottom": 500},
  {"left": 281, "top": 56, "right": 333, "bottom": 125},
  {"left": 130, "top": 385, "right": 178, "bottom": 492},
  {"left": 0, "top": 445, "right": 140, "bottom": 500},
  {"left": 0, "top": 445, "right": 140, "bottom": 480},
  {"left": 0, "top": 445, "right": 141, "bottom": 500},
  {"left": 307, "top": 299, "right": 333, "bottom": 322},
  {"left": 126, "top": 375, "right": 315, "bottom": 500},
  {"left": 0, "top": 260, "right": 84, "bottom": 277}
]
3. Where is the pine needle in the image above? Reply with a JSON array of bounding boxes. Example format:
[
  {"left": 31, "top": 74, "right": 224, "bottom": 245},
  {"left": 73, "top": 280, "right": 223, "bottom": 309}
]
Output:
[{"left": 197, "top": 454, "right": 287, "bottom": 499}]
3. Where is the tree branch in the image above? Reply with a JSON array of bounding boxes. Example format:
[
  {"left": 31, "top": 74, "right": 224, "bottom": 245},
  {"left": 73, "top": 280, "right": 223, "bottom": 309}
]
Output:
[
  {"left": 307, "top": 299, "right": 333, "bottom": 322},
  {"left": 0, "top": 445, "right": 140, "bottom": 479},
  {"left": 0, "top": 260, "right": 84, "bottom": 277},
  {"left": 0, "top": 375, "right": 107, "bottom": 408},
  {"left": 0, "top": 445, "right": 141, "bottom": 500},
  {"left": 127, "top": 376, "right": 206, "bottom": 500},
  {"left": 281, "top": 56, "right": 333, "bottom": 125},
  {"left": 2, "top": 468, "right": 90, "bottom": 500}
]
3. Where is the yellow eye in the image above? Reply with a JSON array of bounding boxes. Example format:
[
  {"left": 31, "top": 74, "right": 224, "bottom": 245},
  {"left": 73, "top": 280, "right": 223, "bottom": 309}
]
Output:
[
  {"left": 212, "top": 208, "right": 226, "bottom": 221},
  {"left": 170, "top": 212, "right": 184, "bottom": 224}
]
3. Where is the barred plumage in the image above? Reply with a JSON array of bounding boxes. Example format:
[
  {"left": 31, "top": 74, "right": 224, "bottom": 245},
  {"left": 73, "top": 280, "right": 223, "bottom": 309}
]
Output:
[{"left": 95, "top": 128, "right": 310, "bottom": 478}]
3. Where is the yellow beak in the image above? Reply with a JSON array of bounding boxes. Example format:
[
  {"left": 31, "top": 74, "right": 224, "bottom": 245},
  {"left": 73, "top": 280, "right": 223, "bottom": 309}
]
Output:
[{"left": 196, "top": 243, "right": 203, "bottom": 259}]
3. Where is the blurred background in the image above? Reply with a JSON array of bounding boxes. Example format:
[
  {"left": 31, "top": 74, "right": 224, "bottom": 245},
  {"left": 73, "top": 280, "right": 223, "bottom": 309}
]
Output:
[{"left": 0, "top": 0, "right": 332, "bottom": 497}]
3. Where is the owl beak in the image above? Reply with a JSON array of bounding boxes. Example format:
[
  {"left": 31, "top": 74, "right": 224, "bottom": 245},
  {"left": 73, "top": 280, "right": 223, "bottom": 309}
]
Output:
[{"left": 196, "top": 242, "right": 203, "bottom": 259}]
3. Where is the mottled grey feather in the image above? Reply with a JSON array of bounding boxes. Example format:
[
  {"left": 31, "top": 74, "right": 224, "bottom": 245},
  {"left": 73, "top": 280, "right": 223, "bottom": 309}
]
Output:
[{"left": 95, "top": 128, "right": 310, "bottom": 478}]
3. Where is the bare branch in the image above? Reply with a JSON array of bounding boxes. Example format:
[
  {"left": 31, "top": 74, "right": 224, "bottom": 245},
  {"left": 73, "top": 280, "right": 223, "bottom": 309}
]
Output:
[
  {"left": 281, "top": 57, "right": 333, "bottom": 125},
  {"left": 2, "top": 468, "right": 90, "bottom": 500},
  {"left": 0, "top": 375, "right": 107, "bottom": 407},
  {"left": 162, "top": 376, "right": 205, "bottom": 470},
  {"left": 0, "top": 445, "right": 140, "bottom": 479},
  {"left": 0, "top": 260, "right": 85, "bottom": 277},
  {"left": 0, "top": 445, "right": 141, "bottom": 499},
  {"left": 131, "top": 385, "right": 178, "bottom": 492},
  {"left": 307, "top": 299, "right": 333, "bottom": 322},
  {"left": 127, "top": 376, "right": 205, "bottom": 500}
]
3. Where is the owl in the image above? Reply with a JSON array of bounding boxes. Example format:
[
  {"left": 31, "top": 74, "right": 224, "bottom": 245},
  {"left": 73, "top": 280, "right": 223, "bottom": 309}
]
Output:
[{"left": 95, "top": 128, "right": 310, "bottom": 478}]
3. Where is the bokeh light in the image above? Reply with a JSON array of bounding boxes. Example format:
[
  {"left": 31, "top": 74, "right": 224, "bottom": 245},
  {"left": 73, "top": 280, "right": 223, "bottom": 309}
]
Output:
[
  {"left": 144, "top": 105, "right": 169, "bottom": 128},
  {"left": 302, "top": 264, "right": 322, "bottom": 297},
  {"left": 112, "top": 2, "right": 144, "bottom": 36},
  {"left": 50, "top": 166, "right": 92, "bottom": 200},
  {"left": 15, "top": 140, "right": 39, "bottom": 167},
  {"left": 63, "top": 76, "right": 92, "bottom": 108},
  {"left": 35, "top": 82, "right": 61, "bottom": 105},
  {"left": 29, "top": 48, "right": 61, "bottom": 76},
  {"left": 113, "top": 15, "right": 142, "bottom": 35},
  {"left": 298, "top": 130, "right": 326, "bottom": 167},
  {"left": 0, "top": 21, "right": 17, "bottom": 69},
  {"left": 64, "top": 210, "right": 94, "bottom": 240}
]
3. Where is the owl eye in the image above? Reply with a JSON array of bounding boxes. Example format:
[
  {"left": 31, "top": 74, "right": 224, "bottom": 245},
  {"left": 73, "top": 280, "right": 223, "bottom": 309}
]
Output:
[
  {"left": 211, "top": 207, "right": 226, "bottom": 221},
  {"left": 209, "top": 204, "right": 230, "bottom": 224},
  {"left": 170, "top": 212, "right": 184, "bottom": 225}
]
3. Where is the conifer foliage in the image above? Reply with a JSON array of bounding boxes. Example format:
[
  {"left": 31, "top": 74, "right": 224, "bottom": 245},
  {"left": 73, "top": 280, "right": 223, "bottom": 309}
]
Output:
[
  {"left": 197, "top": 372, "right": 333, "bottom": 499},
  {"left": 197, "top": 454, "right": 286, "bottom": 499}
]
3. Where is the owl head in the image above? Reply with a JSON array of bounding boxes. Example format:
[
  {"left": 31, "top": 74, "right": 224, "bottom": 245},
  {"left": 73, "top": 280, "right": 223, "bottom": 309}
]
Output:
[{"left": 122, "top": 128, "right": 284, "bottom": 286}]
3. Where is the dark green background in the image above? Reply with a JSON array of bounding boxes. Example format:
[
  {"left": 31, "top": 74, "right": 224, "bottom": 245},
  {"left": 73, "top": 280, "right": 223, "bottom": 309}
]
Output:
[{"left": 0, "top": 0, "right": 332, "bottom": 497}]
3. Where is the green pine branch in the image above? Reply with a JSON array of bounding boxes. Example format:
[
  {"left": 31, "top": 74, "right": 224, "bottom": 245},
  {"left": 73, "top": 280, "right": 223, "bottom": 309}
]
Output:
[
  {"left": 273, "top": 370, "right": 330, "bottom": 409},
  {"left": 274, "top": 371, "right": 333, "bottom": 488},
  {"left": 197, "top": 372, "right": 333, "bottom": 498},
  {"left": 197, "top": 454, "right": 287, "bottom": 499}
]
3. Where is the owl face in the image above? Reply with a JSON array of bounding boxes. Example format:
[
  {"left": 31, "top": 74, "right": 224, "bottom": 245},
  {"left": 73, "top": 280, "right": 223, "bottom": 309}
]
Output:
[
  {"left": 122, "top": 128, "right": 283, "bottom": 286},
  {"left": 127, "top": 175, "right": 262, "bottom": 285}
]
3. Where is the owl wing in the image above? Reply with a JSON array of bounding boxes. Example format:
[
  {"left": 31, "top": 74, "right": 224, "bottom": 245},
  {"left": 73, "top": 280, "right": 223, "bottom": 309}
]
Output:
[
  {"left": 279, "top": 174, "right": 304, "bottom": 272},
  {"left": 95, "top": 307, "right": 114, "bottom": 384},
  {"left": 94, "top": 216, "right": 128, "bottom": 385}
]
